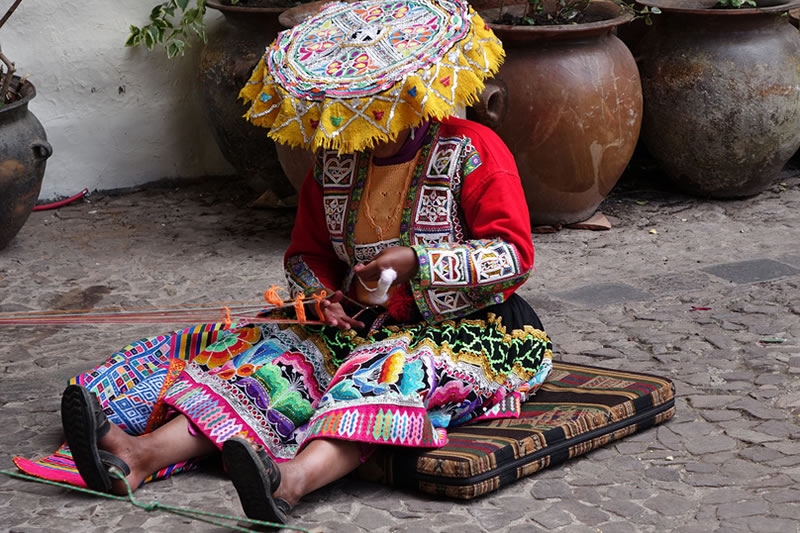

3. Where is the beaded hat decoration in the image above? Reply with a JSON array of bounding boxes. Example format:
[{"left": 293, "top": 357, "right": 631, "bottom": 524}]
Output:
[{"left": 239, "top": 0, "right": 504, "bottom": 153}]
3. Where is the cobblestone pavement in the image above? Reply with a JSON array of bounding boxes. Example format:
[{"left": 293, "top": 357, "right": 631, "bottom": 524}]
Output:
[{"left": 1, "top": 164, "right": 799, "bottom": 533}]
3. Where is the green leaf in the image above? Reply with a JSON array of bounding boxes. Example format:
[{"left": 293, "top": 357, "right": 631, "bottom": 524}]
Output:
[
  {"left": 167, "top": 41, "right": 179, "bottom": 58},
  {"left": 144, "top": 26, "right": 159, "bottom": 48},
  {"left": 651, "top": 6, "right": 661, "bottom": 13},
  {"left": 191, "top": 21, "right": 205, "bottom": 37},
  {"left": 150, "top": 4, "right": 165, "bottom": 19},
  {"left": 125, "top": 26, "right": 141, "bottom": 47},
  {"left": 177, "top": 0, "right": 189, "bottom": 9}
]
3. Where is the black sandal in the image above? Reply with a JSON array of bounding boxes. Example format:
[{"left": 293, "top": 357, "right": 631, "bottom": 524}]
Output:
[
  {"left": 222, "top": 437, "right": 292, "bottom": 524},
  {"left": 61, "top": 384, "right": 131, "bottom": 492}
]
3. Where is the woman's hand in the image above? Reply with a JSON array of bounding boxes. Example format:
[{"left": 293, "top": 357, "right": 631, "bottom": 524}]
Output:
[
  {"left": 353, "top": 246, "right": 418, "bottom": 285},
  {"left": 316, "top": 290, "right": 365, "bottom": 331}
]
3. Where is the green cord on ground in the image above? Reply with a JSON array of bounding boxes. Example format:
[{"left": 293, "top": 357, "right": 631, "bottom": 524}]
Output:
[{"left": 1, "top": 468, "right": 313, "bottom": 533}]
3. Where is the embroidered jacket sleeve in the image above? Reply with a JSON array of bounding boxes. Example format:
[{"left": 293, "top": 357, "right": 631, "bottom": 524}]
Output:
[
  {"left": 284, "top": 169, "right": 347, "bottom": 296},
  {"left": 410, "top": 125, "right": 534, "bottom": 322}
]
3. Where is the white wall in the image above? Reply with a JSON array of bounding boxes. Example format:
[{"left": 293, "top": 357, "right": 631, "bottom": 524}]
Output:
[{"left": 2, "top": 0, "right": 235, "bottom": 200}]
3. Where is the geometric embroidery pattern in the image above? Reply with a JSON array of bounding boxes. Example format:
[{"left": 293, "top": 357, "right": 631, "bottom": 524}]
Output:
[
  {"left": 429, "top": 248, "right": 470, "bottom": 286},
  {"left": 107, "top": 368, "right": 167, "bottom": 434},
  {"left": 324, "top": 195, "right": 349, "bottom": 235},
  {"left": 354, "top": 238, "right": 400, "bottom": 263},
  {"left": 472, "top": 241, "right": 520, "bottom": 284},
  {"left": 427, "top": 289, "right": 474, "bottom": 315},
  {"left": 416, "top": 185, "right": 451, "bottom": 226},
  {"left": 411, "top": 238, "right": 527, "bottom": 321}
]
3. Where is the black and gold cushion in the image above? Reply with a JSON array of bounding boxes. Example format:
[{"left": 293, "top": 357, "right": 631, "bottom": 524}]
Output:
[{"left": 359, "top": 361, "right": 675, "bottom": 499}]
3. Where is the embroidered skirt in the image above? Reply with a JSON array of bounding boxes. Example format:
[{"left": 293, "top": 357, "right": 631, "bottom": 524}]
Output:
[{"left": 74, "top": 295, "right": 552, "bottom": 464}]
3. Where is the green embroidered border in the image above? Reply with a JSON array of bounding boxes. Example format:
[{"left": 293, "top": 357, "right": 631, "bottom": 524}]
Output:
[
  {"left": 307, "top": 313, "right": 551, "bottom": 382},
  {"left": 343, "top": 152, "right": 370, "bottom": 262}
]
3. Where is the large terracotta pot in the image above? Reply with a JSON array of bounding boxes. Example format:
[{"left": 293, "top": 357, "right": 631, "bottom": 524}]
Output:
[
  {"left": 199, "top": 1, "right": 295, "bottom": 198},
  {"left": 0, "top": 78, "right": 53, "bottom": 250},
  {"left": 638, "top": 0, "right": 800, "bottom": 198},
  {"left": 475, "top": 2, "right": 642, "bottom": 226}
]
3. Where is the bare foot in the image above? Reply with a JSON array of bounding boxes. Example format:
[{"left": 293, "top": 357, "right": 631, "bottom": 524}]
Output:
[
  {"left": 97, "top": 424, "right": 150, "bottom": 495},
  {"left": 273, "top": 461, "right": 302, "bottom": 507}
]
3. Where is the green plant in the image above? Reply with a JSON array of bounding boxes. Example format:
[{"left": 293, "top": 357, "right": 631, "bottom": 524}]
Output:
[
  {"left": 126, "top": 0, "right": 212, "bottom": 59},
  {"left": 495, "top": 0, "right": 660, "bottom": 25},
  {"left": 127, "top": 0, "right": 311, "bottom": 58},
  {"left": 715, "top": 0, "right": 757, "bottom": 6},
  {"left": 0, "top": 0, "right": 23, "bottom": 107}
]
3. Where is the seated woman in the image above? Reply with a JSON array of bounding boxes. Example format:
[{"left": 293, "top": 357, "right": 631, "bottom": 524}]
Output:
[{"left": 60, "top": 0, "right": 553, "bottom": 525}]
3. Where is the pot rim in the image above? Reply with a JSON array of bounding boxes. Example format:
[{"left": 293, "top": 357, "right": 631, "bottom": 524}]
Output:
[
  {"left": 206, "top": 0, "right": 286, "bottom": 14},
  {"left": 638, "top": 0, "right": 800, "bottom": 14},
  {"left": 0, "top": 76, "right": 35, "bottom": 115},
  {"left": 279, "top": 0, "right": 330, "bottom": 28},
  {"left": 483, "top": 0, "right": 634, "bottom": 34}
]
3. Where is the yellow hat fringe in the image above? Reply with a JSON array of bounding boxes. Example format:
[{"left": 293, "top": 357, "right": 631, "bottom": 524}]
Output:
[{"left": 239, "top": 8, "right": 504, "bottom": 154}]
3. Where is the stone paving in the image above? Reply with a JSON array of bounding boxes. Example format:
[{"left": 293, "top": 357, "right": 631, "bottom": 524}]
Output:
[{"left": 0, "top": 163, "right": 799, "bottom": 532}]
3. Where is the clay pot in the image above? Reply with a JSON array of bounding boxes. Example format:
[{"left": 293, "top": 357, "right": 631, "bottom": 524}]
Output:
[
  {"left": 475, "top": 2, "right": 642, "bottom": 226},
  {"left": 199, "top": 1, "right": 295, "bottom": 198},
  {"left": 273, "top": 0, "right": 333, "bottom": 191},
  {"left": 0, "top": 78, "right": 53, "bottom": 250},
  {"left": 637, "top": 0, "right": 800, "bottom": 197}
]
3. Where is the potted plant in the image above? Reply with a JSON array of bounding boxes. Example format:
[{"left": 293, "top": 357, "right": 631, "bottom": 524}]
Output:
[
  {"left": 636, "top": 0, "right": 800, "bottom": 197},
  {"left": 471, "top": 0, "right": 647, "bottom": 226},
  {"left": 0, "top": 0, "right": 53, "bottom": 250},
  {"left": 127, "top": 0, "right": 314, "bottom": 201}
]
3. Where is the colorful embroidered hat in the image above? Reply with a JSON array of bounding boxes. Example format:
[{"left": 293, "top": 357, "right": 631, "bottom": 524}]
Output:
[{"left": 239, "top": 0, "right": 504, "bottom": 153}]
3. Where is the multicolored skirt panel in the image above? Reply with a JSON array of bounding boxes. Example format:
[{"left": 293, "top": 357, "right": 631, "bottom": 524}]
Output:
[{"left": 162, "top": 296, "right": 553, "bottom": 462}]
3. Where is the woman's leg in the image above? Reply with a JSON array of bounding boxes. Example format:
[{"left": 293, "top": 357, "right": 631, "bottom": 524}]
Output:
[
  {"left": 99, "top": 414, "right": 217, "bottom": 495},
  {"left": 273, "top": 438, "right": 362, "bottom": 507}
]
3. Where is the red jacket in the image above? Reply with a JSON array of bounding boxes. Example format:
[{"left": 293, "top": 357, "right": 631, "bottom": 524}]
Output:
[{"left": 285, "top": 117, "right": 533, "bottom": 324}]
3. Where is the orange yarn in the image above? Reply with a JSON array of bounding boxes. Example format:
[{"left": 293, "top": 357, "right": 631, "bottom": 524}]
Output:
[
  {"left": 293, "top": 295, "right": 307, "bottom": 323},
  {"left": 264, "top": 285, "right": 284, "bottom": 307},
  {"left": 312, "top": 290, "right": 328, "bottom": 322}
]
